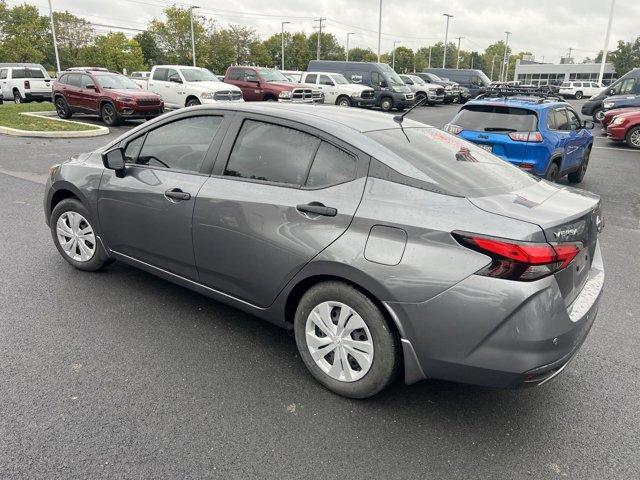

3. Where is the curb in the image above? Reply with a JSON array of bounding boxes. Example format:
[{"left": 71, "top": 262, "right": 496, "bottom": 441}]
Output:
[{"left": 0, "top": 112, "right": 109, "bottom": 138}]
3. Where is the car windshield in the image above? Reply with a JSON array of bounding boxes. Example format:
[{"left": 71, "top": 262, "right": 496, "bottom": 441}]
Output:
[
  {"left": 409, "top": 75, "right": 426, "bottom": 85},
  {"left": 475, "top": 71, "right": 492, "bottom": 86},
  {"left": 331, "top": 74, "right": 349, "bottom": 85},
  {"left": 379, "top": 64, "right": 405, "bottom": 86},
  {"left": 366, "top": 127, "right": 537, "bottom": 197},
  {"left": 425, "top": 73, "right": 443, "bottom": 82},
  {"left": 180, "top": 68, "right": 219, "bottom": 82},
  {"left": 451, "top": 104, "right": 538, "bottom": 132},
  {"left": 95, "top": 74, "right": 140, "bottom": 90},
  {"left": 257, "top": 68, "right": 288, "bottom": 82}
]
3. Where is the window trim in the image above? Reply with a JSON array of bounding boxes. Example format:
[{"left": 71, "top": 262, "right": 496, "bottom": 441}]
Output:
[{"left": 301, "top": 140, "right": 359, "bottom": 190}]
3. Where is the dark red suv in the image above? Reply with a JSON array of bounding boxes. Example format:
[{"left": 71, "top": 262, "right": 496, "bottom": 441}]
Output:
[{"left": 52, "top": 69, "right": 164, "bottom": 126}]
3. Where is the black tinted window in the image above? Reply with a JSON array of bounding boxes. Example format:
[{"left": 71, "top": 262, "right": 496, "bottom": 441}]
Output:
[
  {"left": 305, "top": 74, "right": 317, "bottom": 83},
  {"left": 452, "top": 105, "right": 537, "bottom": 132},
  {"left": 366, "top": 128, "right": 537, "bottom": 197},
  {"left": 152, "top": 68, "right": 168, "bottom": 81},
  {"left": 225, "top": 120, "right": 319, "bottom": 185},
  {"left": 28, "top": 69, "right": 45, "bottom": 78},
  {"left": 0, "top": 69, "right": 6, "bottom": 80},
  {"left": 11, "top": 68, "right": 26, "bottom": 79},
  {"left": 80, "top": 75, "right": 94, "bottom": 88},
  {"left": 553, "top": 109, "right": 571, "bottom": 130},
  {"left": 372, "top": 71, "right": 383, "bottom": 86},
  {"left": 66, "top": 73, "right": 81, "bottom": 87},
  {"left": 566, "top": 110, "right": 582, "bottom": 130},
  {"left": 319, "top": 75, "right": 333, "bottom": 86},
  {"left": 124, "top": 136, "right": 144, "bottom": 163},
  {"left": 226, "top": 68, "right": 242, "bottom": 81},
  {"left": 136, "top": 116, "right": 222, "bottom": 172},
  {"left": 306, "top": 142, "right": 357, "bottom": 188}
]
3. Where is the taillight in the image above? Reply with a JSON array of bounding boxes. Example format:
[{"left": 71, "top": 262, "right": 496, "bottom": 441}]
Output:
[
  {"left": 508, "top": 131, "right": 543, "bottom": 142},
  {"left": 519, "top": 163, "right": 535, "bottom": 171},
  {"left": 453, "top": 232, "right": 581, "bottom": 281},
  {"left": 444, "top": 123, "right": 463, "bottom": 135},
  {"left": 24, "top": 80, "right": 31, "bottom": 89}
]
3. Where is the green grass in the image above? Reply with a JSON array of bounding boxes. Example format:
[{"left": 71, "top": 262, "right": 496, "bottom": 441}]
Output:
[{"left": 0, "top": 101, "right": 98, "bottom": 132}]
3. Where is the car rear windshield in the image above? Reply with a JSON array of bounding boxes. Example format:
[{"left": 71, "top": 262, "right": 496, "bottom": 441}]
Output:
[
  {"left": 366, "top": 127, "right": 538, "bottom": 197},
  {"left": 451, "top": 105, "right": 538, "bottom": 132},
  {"left": 12, "top": 68, "right": 47, "bottom": 79}
]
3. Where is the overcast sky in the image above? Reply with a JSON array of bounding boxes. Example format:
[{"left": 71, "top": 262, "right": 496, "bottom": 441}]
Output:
[{"left": 25, "top": 0, "right": 640, "bottom": 63}]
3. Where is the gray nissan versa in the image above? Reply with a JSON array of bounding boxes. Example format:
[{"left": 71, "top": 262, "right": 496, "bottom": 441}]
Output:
[{"left": 44, "top": 103, "right": 605, "bottom": 398}]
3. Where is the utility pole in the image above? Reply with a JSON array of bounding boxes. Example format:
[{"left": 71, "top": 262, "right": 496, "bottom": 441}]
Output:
[
  {"left": 428, "top": 46, "right": 432, "bottom": 68},
  {"left": 189, "top": 6, "right": 200, "bottom": 66},
  {"left": 598, "top": 0, "right": 616, "bottom": 85},
  {"left": 442, "top": 14, "right": 453, "bottom": 68},
  {"left": 314, "top": 18, "right": 326, "bottom": 61},
  {"left": 377, "top": 0, "right": 383, "bottom": 62},
  {"left": 455, "top": 36, "right": 463, "bottom": 69},
  {"left": 567, "top": 47, "right": 573, "bottom": 61},
  {"left": 47, "top": 0, "right": 61, "bottom": 73},
  {"left": 346, "top": 32, "right": 355, "bottom": 61},
  {"left": 470, "top": 53, "right": 474, "bottom": 69},
  {"left": 500, "top": 31, "right": 511, "bottom": 82},
  {"left": 281, "top": 21, "right": 290, "bottom": 70},
  {"left": 490, "top": 55, "right": 496, "bottom": 80},
  {"left": 392, "top": 40, "right": 400, "bottom": 70}
]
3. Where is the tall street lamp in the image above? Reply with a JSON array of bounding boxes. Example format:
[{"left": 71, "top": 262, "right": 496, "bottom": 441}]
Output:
[
  {"left": 501, "top": 31, "right": 511, "bottom": 82},
  {"left": 346, "top": 32, "right": 355, "bottom": 61},
  {"left": 442, "top": 14, "right": 453, "bottom": 68},
  {"left": 377, "top": 0, "right": 383, "bottom": 62},
  {"left": 455, "top": 36, "right": 464, "bottom": 69},
  {"left": 47, "top": 0, "right": 61, "bottom": 73},
  {"left": 281, "top": 21, "right": 291, "bottom": 70},
  {"left": 392, "top": 40, "right": 400, "bottom": 70},
  {"left": 189, "top": 6, "right": 200, "bottom": 67},
  {"left": 598, "top": 0, "right": 616, "bottom": 85}
]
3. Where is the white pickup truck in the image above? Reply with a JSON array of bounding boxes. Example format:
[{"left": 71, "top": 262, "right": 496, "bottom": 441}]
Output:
[
  {"left": 299, "top": 71, "right": 375, "bottom": 107},
  {"left": 134, "top": 65, "right": 243, "bottom": 109}
]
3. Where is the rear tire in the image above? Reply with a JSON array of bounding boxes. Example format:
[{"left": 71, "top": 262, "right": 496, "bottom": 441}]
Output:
[
  {"left": 568, "top": 149, "right": 590, "bottom": 183},
  {"left": 574, "top": 91, "right": 584, "bottom": 100},
  {"left": 13, "top": 91, "right": 22, "bottom": 104},
  {"left": 379, "top": 97, "right": 394, "bottom": 112},
  {"left": 593, "top": 108, "right": 605, "bottom": 123},
  {"left": 55, "top": 97, "right": 72, "bottom": 119},
  {"left": 625, "top": 126, "right": 640, "bottom": 149},
  {"left": 546, "top": 161, "right": 560, "bottom": 182},
  {"left": 294, "top": 281, "right": 400, "bottom": 398}
]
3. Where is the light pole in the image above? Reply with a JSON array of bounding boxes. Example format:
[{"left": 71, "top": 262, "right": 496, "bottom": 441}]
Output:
[
  {"left": 281, "top": 21, "right": 290, "bottom": 70},
  {"left": 442, "top": 14, "right": 453, "bottom": 68},
  {"left": 500, "top": 31, "right": 511, "bottom": 82},
  {"left": 189, "top": 6, "right": 200, "bottom": 67},
  {"left": 428, "top": 46, "right": 432, "bottom": 68},
  {"left": 392, "top": 40, "right": 400, "bottom": 70},
  {"left": 598, "top": 0, "right": 616, "bottom": 85},
  {"left": 377, "top": 0, "right": 383, "bottom": 62},
  {"left": 47, "top": 0, "right": 61, "bottom": 73},
  {"left": 490, "top": 55, "right": 496, "bottom": 80},
  {"left": 346, "top": 32, "right": 355, "bottom": 61},
  {"left": 455, "top": 36, "right": 464, "bottom": 69}
]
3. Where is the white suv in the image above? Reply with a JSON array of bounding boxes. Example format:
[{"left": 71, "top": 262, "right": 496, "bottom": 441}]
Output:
[
  {"left": 559, "top": 81, "right": 603, "bottom": 100},
  {"left": 300, "top": 72, "right": 376, "bottom": 107},
  {"left": 0, "top": 63, "right": 52, "bottom": 103}
]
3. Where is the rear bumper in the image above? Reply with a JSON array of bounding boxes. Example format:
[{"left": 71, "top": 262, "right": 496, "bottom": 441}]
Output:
[{"left": 388, "top": 241, "right": 604, "bottom": 388}]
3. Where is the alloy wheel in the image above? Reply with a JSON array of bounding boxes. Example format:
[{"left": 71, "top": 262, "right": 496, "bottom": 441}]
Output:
[
  {"left": 102, "top": 105, "right": 115, "bottom": 124},
  {"left": 55, "top": 98, "right": 67, "bottom": 117},
  {"left": 305, "top": 301, "right": 374, "bottom": 382},
  {"left": 630, "top": 129, "right": 640, "bottom": 148},
  {"left": 595, "top": 109, "right": 605, "bottom": 122},
  {"left": 56, "top": 211, "right": 96, "bottom": 262},
  {"left": 14, "top": 92, "right": 21, "bottom": 104}
]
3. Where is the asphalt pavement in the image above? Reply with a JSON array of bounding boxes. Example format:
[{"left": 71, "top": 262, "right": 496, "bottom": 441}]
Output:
[{"left": 0, "top": 101, "right": 639, "bottom": 479}]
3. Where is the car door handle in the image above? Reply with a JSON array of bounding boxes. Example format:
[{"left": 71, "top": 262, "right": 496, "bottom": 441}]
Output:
[
  {"left": 296, "top": 202, "right": 337, "bottom": 217},
  {"left": 164, "top": 188, "right": 191, "bottom": 201}
]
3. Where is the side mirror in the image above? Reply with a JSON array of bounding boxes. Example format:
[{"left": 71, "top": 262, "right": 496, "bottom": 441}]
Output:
[
  {"left": 102, "top": 147, "right": 126, "bottom": 176},
  {"left": 169, "top": 76, "right": 182, "bottom": 84},
  {"left": 583, "top": 120, "right": 595, "bottom": 129},
  {"left": 85, "top": 84, "right": 95, "bottom": 90},
  {"left": 380, "top": 80, "right": 388, "bottom": 88}
]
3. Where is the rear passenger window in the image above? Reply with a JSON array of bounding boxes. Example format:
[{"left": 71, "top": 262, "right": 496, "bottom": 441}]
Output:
[
  {"left": 152, "top": 68, "right": 168, "bottom": 81},
  {"left": 225, "top": 120, "right": 319, "bottom": 185},
  {"left": 136, "top": 116, "right": 222, "bottom": 172},
  {"left": 306, "top": 142, "right": 357, "bottom": 188},
  {"left": 553, "top": 109, "right": 571, "bottom": 131},
  {"left": 305, "top": 74, "right": 317, "bottom": 83},
  {"left": 0, "top": 69, "right": 6, "bottom": 80},
  {"left": 66, "top": 73, "right": 81, "bottom": 87},
  {"left": 12, "top": 68, "right": 26, "bottom": 79},
  {"left": 226, "top": 68, "right": 242, "bottom": 81}
]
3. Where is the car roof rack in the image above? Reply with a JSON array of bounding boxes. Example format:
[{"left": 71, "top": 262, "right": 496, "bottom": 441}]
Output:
[{"left": 475, "top": 85, "right": 566, "bottom": 104}]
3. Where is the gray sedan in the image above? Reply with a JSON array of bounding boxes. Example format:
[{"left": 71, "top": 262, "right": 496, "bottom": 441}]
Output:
[{"left": 44, "top": 104, "right": 604, "bottom": 398}]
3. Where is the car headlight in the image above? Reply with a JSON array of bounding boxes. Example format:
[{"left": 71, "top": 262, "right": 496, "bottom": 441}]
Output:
[
  {"left": 444, "top": 85, "right": 452, "bottom": 91},
  {"left": 351, "top": 92, "right": 361, "bottom": 98},
  {"left": 612, "top": 116, "right": 625, "bottom": 125},
  {"left": 279, "top": 91, "right": 292, "bottom": 99},
  {"left": 200, "top": 92, "right": 216, "bottom": 99},
  {"left": 117, "top": 96, "right": 134, "bottom": 103},
  {"left": 603, "top": 102, "right": 614, "bottom": 109}
]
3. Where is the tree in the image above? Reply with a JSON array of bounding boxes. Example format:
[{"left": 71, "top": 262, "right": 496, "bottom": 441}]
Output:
[
  {"left": 482, "top": 41, "right": 511, "bottom": 80},
  {"left": 384, "top": 46, "right": 414, "bottom": 73},
  {"left": 206, "top": 28, "right": 236, "bottom": 74},
  {"left": 286, "top": 32, "right": 313, "bottom": 70},
  {"left": 134, "top": 31, "right": 165, "bottom": 67},
  {"left": 307, "top": 32, "right": 345, "bottom": 61},
  {"left": 608, "top": 39, "right": 640, "bottom": 77},
  {"left": 347, "top": 47, "right": 377, "bottom": 63},
  {"left": 148, "top": 6, "right": 210, "bottom": 66},
  {"left": 226, "top": 24, "right": 260, "bottom": 64},
  {"left": 0, "top": 3, "right": 50, "bottom": 65},
  {"left": 80, "top": 33, "right": 145, "bottom": 73},
  {"left": 249, "top": 41, "right": 272, "bottom": 67},
  {"left": 47, "top": 11, "right": 93, "bottom": 70}
]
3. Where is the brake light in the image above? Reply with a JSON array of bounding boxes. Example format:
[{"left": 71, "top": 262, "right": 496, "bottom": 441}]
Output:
[
  {"left": 24, "top": 80, "right": 31, "bottom": 89},
  {"left": 508, "top": 131, "right": 543, "bottom": 142},
  {"left": 519, "top": 163, "right": 535, "bottom": 171},
  {"left": 453, "top": 232, "right": 581, "bottom": 281},
  {"left": 444, "top": 123, "right": 463, "bottom": 135}
]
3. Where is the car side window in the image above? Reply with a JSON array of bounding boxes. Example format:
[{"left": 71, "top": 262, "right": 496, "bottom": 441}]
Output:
[
  {"left": 224, "top": 119, "right": 319, "bottom": 185},
  {"left": 124, "top": 136, "right": 145, "bottom": 163},
  {"left": 11, "top": 68, "right": 25, "bottom": 79},
  {"left": 66, "top": 73, "right": 82, "bottom": 87},
  {"left": 167, "top": 69, "right": 180, "bottom": 82},
  {"left": 244, "top": 69, "right": 258, "bottom": 82},
  {"left": 611, "top": 78, "right": 635, "bottom": 95},
  {"left": 305, "top": 142, "right": 357, "bottom": 188},
  {"left": 554, "top": 109, "right": 571, "bottom": 131},
  {"left": 305, "top": 74, "right": 317, "bottom": 84},
  {"left": 0, "top": 69, "right": 7, "bottom": 80},
  {"left": 319, "top": 75, "right": 333, "bottom": 86},
  {"left": 372, "top": 71, "right": 383, "bottom": 86},
  {"left": 547, "top": 110, "right": 558, "bottom": 130},
  {"left": 135, "top": 116, "right": 222, "bottom": 172},
  {"left": 227, "top": 69, "right": 242, "bottom": 81},
  {"left": 80, "top": 75, "right": 94, "bottom": 88},
  {"left": 566, "top": 110, "right": 582, "bottom": 131},
  {"left": 152, "top": 68, "right": 168, "bottom": 81}
]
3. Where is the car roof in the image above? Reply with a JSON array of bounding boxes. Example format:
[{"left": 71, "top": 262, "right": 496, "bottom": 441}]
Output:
[{"left": 463, "top": 97, "right": 568, "bottom": 111}]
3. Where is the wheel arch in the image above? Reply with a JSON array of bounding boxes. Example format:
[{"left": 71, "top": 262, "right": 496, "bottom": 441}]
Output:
[
  {"left": 334, "top": 94, "right": 351, "bottom": 105},
  {"left": 185, "top": 94, "right": 200, "bottom": 106},
  {"left": 46, "top": 181, "right": 90, "bottom": 224},
  {"left": 263, "top": 93, "right": 278, "bottom": 101}
]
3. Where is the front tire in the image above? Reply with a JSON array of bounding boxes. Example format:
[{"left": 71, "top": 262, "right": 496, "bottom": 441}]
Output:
[
  {"left": 50, "top": 199, "right": 112, "bottom": 272},
  {"left": 379, "top": 97, "right": 394, "bottom": 112},
  {"left": 100, "top": 103, "right": 120, "bottom": 126},
  {"left": 186, "top": 97, "right": 201, "bottom": 107},
  {"left": 625, "top": 126, "right": 640, "bottom": 149},
  {"left": 574, "top": 91, "right": 584, "bottom": 100},
  {"left": 336, "top": 96, "right": 352, "bottom": 107},
  {"left": 294, "top": 281, "right": 400, "bottom": 398}
]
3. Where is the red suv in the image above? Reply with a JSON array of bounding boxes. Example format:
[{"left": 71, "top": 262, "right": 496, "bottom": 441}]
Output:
[
  {"left": 224, "top": 66, "right": 322, "bottom": 103},
  {"left": 606, "top": 109, "right": 640, "bottom": 149},
  {"left": 53, "top": 69, "right": 164, "bottom": 126}
]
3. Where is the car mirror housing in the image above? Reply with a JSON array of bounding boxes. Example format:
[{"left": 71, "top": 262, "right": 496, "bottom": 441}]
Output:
[
  {"left": 102, "top": 148, "right": 126, "bottom": 176},
  {"left": 583, "top": 120, "right": 596, "bottom": 129},
  {"left": 169, "top": 77, "right": 182, "bottom": 84},
  {"left": 85, "top": 84, "right": 95, "bottom": 90}
]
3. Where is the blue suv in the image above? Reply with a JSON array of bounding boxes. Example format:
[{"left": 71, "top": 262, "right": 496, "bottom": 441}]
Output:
[{"left": 445, "top": 98, "right": 595, "bottom": 183}]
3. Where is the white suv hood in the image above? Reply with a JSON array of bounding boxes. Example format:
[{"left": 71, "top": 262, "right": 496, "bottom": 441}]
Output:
[{"left": 189, "top": 81, "right": 242, "bottom": 92}]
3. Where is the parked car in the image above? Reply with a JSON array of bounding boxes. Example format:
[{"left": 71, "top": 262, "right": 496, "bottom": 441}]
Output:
[
  {"left": 308, "top": 60, "right": 414, "bottom": 111},
  {"left": 130, "top": 71, "right": 151, "bottom": 79},
  {"left": 602, "top": 107, "right": 640, "bottom": 128},
  {"left": 52, "top": 69, "right": 164, "bottom": 126},
  {"left": 558, "top": 81, "right": 603, "bottom": 100},
  {"left": 422, "top": 68, "right": 491, "bottom": 99},
  {"left": 581, "top": 68, "right": 640, "bottom": 122},
  {"left": 606, "top": 109, "right": 640, "bottom": 148},
  {"left": 134, "top": 65, "right": 243, "bottom": 109},
  {"left": 225, "top": 66, "right": 322, "bottom": 103},
  {"left": 0, "top": 63, "right": 52, "bottom": 103},
  {"left": 398, "top": 74, "right": 443, "bottom": 105},
  {"left": 602, "top": 94, "right": 640, "bottom": 112},
  {"left": 44, "top": 103, "right": 604, "bottom": 398},
  {"left": 414, "top": 72, "right": 457, "bottom": 104},
  {"left": 300, "top": 71, "right": 375, "bottom": 107},
  {"left": 445, "top": 97, "right": 594, "bottom": 182}
]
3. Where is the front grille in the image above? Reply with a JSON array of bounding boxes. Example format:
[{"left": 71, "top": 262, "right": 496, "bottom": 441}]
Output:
[
  {"left": 136, "top": 97, "right": 161, "bottom": 106},
  {"left": 361, "top": 89, "right": 374, "bottom": 99},
  {"left": 291, "top": 88, "right": 322, "bottom": 102},
  {"left": 214, "top": 90, "right": 243, "bottom": 101},
  {"left": 436, "top": 87, "right": 445, "bottom": 95}
]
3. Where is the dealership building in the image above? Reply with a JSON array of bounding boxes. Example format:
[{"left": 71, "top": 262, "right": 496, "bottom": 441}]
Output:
[{"left": 513, "top": 59, "right": 617, "bottom": 85}]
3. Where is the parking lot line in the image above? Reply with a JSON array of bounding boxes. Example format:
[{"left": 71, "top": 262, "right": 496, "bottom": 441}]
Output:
[{"left": 593, "top": 145, "right": 640, "bottom": 153}]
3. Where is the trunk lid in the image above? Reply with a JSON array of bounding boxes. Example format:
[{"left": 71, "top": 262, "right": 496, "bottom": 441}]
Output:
[
  {"left": 458, "top": 130, "right": 530, "bottom": 164},
  {"left": 469, "top": 181, "right": 603, "bottom": 305}
]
